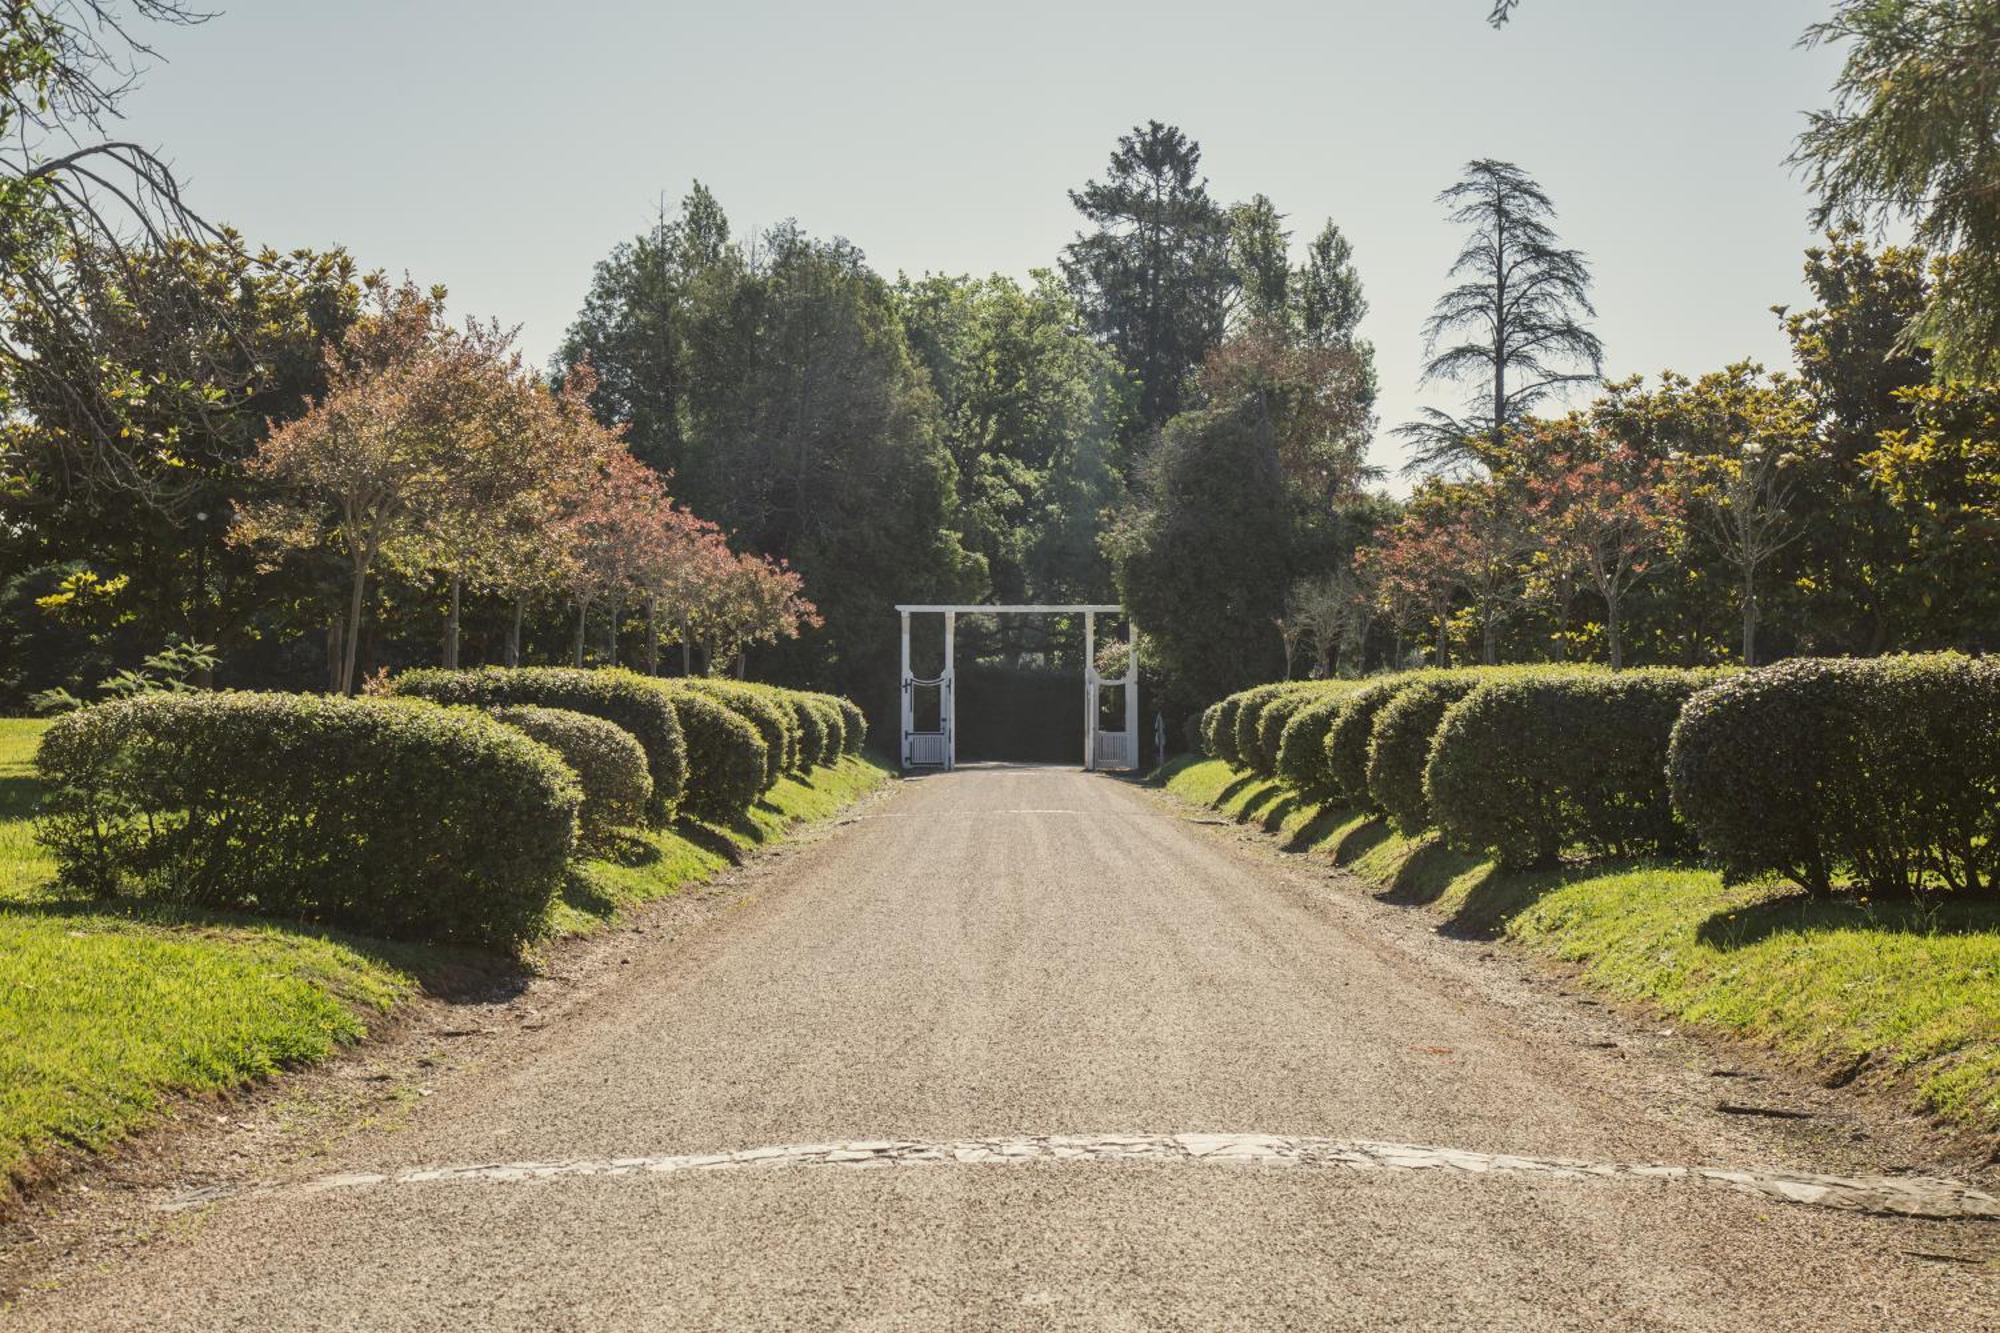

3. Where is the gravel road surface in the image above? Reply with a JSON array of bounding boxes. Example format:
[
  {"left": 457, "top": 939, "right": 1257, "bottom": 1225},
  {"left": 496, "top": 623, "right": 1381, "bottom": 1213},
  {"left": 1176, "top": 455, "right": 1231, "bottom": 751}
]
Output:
[{"left": 8, "top": 765, "right": 1995, "bottom": 1329}]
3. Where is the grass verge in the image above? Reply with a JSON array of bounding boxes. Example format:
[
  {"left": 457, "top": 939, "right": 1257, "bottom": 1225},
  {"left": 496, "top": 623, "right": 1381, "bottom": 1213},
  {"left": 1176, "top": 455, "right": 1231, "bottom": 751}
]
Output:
[
  {"left": 1159, "top": 755, "right": 2000, "bottom": 1136},
  {"left": 0, "top": 715, "right": 889, "bottom": 1196}
]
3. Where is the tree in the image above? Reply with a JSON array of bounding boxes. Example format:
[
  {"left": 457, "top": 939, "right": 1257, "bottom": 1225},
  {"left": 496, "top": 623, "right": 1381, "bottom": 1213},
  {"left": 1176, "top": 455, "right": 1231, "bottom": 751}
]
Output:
[
  {"left": 1401, "top": 160, "right": 1603, "bottom": 473},
  {"left": 1285, "top": 567, "right": 1371, "bottom": 677},
  {"left": 1227, "top": 194, "right": 1292, "bottom": 328},
  {"left": 894, "top": 270, "right": 1131, "bottom": 627},
  {"left": 1296, "top": 221, "right": 1371, "bottom": 353},
  {"left": 1651, "top": 366, "right": 1813, "bottom": 665},
  {"left": 1110, "top": 400, "right": 1297, "bottom": 711},
  {"left": 1794, "top": 0, "right": 2000, "bottom": 378},
  {"left": 2, "top": 237, "right": 362, "bottom": 673},
  {"left": 1062, "top": 121, "right": 1233, "bottom": 434},
  {"left": 1523, "top": 429, "right": 1673, "bottom": 668},
  {"left": 1358, "top": 497, "right": 1462, "bottom": 667},
  {"left": 1865, "top": 381, "right": 2000, "bottom": 648}
]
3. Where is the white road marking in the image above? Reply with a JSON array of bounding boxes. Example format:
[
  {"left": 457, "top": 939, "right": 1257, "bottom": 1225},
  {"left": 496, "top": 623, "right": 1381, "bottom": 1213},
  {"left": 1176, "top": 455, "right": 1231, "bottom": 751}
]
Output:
[{"left": 157, "top": 1133, "right": 2000, "bottom": 1221}]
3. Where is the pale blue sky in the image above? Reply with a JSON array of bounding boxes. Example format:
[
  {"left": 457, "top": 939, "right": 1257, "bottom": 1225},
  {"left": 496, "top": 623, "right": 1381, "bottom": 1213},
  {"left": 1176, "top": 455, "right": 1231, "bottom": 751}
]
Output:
[{"left": 114, "top": 0, "right": 1845, "bottom": 476}]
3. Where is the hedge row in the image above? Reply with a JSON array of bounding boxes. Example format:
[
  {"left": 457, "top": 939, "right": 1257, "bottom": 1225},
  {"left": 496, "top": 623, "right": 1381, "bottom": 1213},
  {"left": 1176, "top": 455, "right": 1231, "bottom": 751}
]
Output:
[
  {"left": 1427, "top": 669, "right": 1728, "bottom": 869},
  {"left": 392, "top": 668, "right": 866, "bottom": 827},
  {"left": 1669, "top": 655, "right": 1999, "bottom": 895},
  {"left": 391, "top": 668, "right": 687, "bottom": 821},
  {"left": 1207, "top": 655, "right": 1996, "bottom": 894},
  {"left": 489, "top": 705, "right": 651, "bottom": 847},
  {"left": 36, "top": 692, "right": 580, "bottom": 948}
]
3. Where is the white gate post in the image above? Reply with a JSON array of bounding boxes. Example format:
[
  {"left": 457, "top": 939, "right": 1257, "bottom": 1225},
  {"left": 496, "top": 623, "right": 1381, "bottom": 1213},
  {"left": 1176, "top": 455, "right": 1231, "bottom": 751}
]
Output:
[
  {"left": 1122, "top": 623, "right": 1140, "bottom": 772},
  {"left": 1083, "top": 610, "right": 1098, "bottom": 772},
  {"left": 943, "top": 610, "right": 957, "bottom": 771},
  {"left": 899, "top": 609, "right": 912, "bottom": 769}
]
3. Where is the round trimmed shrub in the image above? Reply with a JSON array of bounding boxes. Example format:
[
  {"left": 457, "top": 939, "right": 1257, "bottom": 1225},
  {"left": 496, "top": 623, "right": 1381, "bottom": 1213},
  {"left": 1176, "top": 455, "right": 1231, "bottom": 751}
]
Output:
[
  {"left": 1427, "top": 669, "right": 1729, "bottom": 869},
  {"left": 689, "top": 681, "right": 792, "bottom": 789},
  {"left": 1366, "top": 674, "right": 1493, "bottom": 834},
  {"left": 390, "top": 667, "right": 687, "bottom": 822},
  {"left": 807, "top": 700, "right": 845, "bottom": 766},
  {"left": 1198, "top": 702, "right": 1224, "bottom": 757},
  {"left": 1669, "top": 654, "right": 2000, "bottom": 896},
  {"left": 657, "top": 685, "right": 767, "bottom": 823},
  {"left": 788, "top": 695, "right": 830, "bottom": 770},
  {"left": 1255, "top": 687, "right": 1324, "bottom": 775},
  {"left": 35, "top": 692, "right": 579, "bottom": 949},
  {"left": 1208, "top": 693, "right": 1248, "bottom": 766},
  {"left": 1366, "top": 669, "right": 1582, "bottom": 834},
  {"left": 1233, "top": 684, "right": 1295, "bottom": 774},
  {"left": 1278, "top": 692, "right": 1352, "bottom": 795},
  {"left": 831, "top": 695, "right": 867, "bottom": 754},
  {"left": 1325, "top": 676, "right": 1426, "bottom": 808},
  {"left": 490, "top": 706, "right": 651, "bottom": 846}
]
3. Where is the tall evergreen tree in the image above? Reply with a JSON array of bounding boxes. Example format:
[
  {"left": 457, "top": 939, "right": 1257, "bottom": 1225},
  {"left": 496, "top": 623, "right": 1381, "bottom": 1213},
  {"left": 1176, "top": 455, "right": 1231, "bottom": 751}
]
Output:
[
  {"left": 1062, "top": 121, "right": 1233, "bottom": 435},
  {"left": 1400, "top": 160, "right": 1603, "bottom": 473}
]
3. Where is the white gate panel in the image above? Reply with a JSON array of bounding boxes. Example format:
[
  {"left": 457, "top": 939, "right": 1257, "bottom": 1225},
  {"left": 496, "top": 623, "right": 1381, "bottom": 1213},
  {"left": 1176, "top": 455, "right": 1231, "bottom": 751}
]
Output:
[{"left": 907, "top": 732, "right": 949, "bottom": 767}]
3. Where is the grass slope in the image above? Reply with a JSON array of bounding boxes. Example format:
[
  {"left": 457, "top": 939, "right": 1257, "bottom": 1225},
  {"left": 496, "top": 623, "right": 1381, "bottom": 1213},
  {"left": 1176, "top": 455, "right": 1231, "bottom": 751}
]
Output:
[
  {"left": 1161, "top": 755, "right": 2000, "bottom": 1134},
  {"left": 0, "top": 715, "right": 889, "bottom": 1194}
]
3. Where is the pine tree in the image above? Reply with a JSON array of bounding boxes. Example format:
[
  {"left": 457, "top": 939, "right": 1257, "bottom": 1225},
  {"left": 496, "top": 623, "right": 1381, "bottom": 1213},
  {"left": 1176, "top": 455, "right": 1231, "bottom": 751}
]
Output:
[
  {"left": 1401, "top": 160, "right": 1602, "bottom": 474},
  {"left": 1062, "top": 121, "right": 1233, "bottom": 435}
]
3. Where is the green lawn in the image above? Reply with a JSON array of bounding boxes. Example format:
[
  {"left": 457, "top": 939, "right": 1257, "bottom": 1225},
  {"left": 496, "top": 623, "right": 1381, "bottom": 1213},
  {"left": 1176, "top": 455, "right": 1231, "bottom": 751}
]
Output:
[
  {"left": 0, "top": 716, "right": 890, "bottom": 1195},
  {"left": 1162, "top": 756, "right": 2000, "bottom": 1135}
]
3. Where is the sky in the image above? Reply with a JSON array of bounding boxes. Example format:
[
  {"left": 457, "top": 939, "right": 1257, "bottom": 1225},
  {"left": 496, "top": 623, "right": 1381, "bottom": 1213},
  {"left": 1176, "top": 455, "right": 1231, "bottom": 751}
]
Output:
[{"left": 111, "top": 0, "right": 1848, "bottom": 479}]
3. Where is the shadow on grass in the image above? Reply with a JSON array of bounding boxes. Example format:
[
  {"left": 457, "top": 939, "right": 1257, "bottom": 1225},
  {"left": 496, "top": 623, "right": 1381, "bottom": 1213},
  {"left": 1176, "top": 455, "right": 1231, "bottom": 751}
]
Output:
[
  {"left": 1327, "top": 815, "right": 1392, "bottom": 866},
  {"left": 673, "top": 818, "right": 748, "bottom": 866},
  {"left": 1376, "top": 836, "right": 1487, "bottom": 911},
  {"left": 1231, "top": 782, "right": 1284, "bottom": 824},
  {"left": 0, "top": 774, "right": 40, "bottom": 824},
  {"left": 1215, "top": 773, "right": 1259, "bottom": 806},
  {"left": 1255, "top": 794, "right": 1301, "bottom": 835},
  {"left": 0, "top": 895, "right": 526, "bottom": 1003},
  {"left": 1695, "top": 887, "right": 2000, "bottom": 952},
  {"left": 1280, "top": 802, "right": 1353, "bottom": 854}
]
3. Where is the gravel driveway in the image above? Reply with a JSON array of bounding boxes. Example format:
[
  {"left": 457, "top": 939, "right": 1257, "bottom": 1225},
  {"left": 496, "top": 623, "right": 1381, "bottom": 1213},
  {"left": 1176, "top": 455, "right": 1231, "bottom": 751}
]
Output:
[{"left": 9, "top": 765, "right": 1995, "bottom": 1329}]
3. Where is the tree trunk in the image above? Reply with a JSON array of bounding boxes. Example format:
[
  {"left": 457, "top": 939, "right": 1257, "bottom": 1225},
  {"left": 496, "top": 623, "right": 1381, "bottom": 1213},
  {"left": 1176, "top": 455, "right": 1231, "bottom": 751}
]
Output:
[
  {"left": 1741, "top": 568, "right": 1759, "bottom": 667},
  {"left": 573, "top": 598, "right": 590, "bottom": 668},
  {"left": 506, "top": 596, "right": 524, "bottom": 667},
  {"left": 604, "top": 596, "right": 620, "bottom": 667},
  {"left": 1606, "top": 592, "right": 1624, "bottom": 670},
  {"left": 341, "top": 563, "right": 368, "bottom": 695},
  {"left": 735, "top": 652, "right": 746, "bottom": 680},
  {"left": 326, "top": 616, "right": 344, "bottom": 694},
  {"left": 1481, "top": 612, "right": 1498, "bottom": 665},
  {"left": 1434, "top": 614, "right": 1450, "bottom": 668},
  {"left": 678, "top": 612, "right": 692, "bottom": 676},
  {"left": 444, "top": 572, "right": 462, "bottom": 669},
  {"left": 644, "top": 596, "right": 660, "bottom": 675}
]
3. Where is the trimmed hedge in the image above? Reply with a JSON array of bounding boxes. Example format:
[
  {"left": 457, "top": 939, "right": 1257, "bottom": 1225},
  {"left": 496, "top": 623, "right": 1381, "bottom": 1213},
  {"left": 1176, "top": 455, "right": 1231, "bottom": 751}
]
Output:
[
  {"left": 689, "top": 681, "right": 793, "bottom": 788},
  {"left": 35, "top": 692, "right": 578, "bottom": 949},
  {"left": 1254, "top": 687, "right": 1325, "bottom": 775},
  {"left": 1669, "top": 654, "right": 2000, "bottom": 895},
  {"left": 807, "top": 699, "right": 845, "bottom": 766},
  {"left": 789, "top": 694, "right": 831, "bottom": 769},
  {"left": 1366, "top": 668, "right": 1581, "bottom": 835},
  {"left": 490, "top": 705, "right": 651, "bottom": 846},
  {"left": 1428, "top": 669, "right": 1728, "bottom": 869},
  {"left": 1366, "top": 674, "right": 1493, "bottom": 835},
  {"left": 655, "top": 684, "right": 768, "bottom": 823},
  {"left": 831, "top": 695, "right": 867, "bottom": 754},
  {"left": 390, "top": 667, "right": 687, "bottom": 821},
  {"left": 1326, "top": 676, "right": 1427, "bottom": 808},
  {"left": 1277, "top": 692, "right": 1352, "bottom": 795},
  {"left": 1199, "top": 702, "right": 1226, "bottom": 759},
  {"left": 1232, "top": 684, "right": 1296, "bottom": 775},
  {"left": 1208, "top": 694, "right": 1249, "bottom": 766}
]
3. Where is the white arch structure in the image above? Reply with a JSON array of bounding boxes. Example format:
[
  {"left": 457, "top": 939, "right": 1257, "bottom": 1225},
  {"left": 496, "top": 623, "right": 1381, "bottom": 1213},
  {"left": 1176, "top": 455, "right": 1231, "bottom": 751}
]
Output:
[{"left": 895, "top": 604, "right": 1139, "bottom": 772}]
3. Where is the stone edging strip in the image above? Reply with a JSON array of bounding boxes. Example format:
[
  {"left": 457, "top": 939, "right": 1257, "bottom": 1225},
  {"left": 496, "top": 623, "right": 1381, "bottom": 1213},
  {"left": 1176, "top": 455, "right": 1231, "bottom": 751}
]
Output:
[{"left": 157, "top": 1133, "right": 2000, "bottom": 1222}]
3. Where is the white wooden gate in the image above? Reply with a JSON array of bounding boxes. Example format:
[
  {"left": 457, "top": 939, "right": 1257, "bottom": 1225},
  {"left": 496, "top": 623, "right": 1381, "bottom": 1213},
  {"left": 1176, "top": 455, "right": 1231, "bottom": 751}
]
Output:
[{"left": 896, "top": 604, "right": 1138, "bottom": 773}]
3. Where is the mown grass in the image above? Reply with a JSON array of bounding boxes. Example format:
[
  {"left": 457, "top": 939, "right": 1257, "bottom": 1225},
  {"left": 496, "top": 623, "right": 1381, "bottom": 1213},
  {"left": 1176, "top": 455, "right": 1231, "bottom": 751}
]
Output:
[
  {"left": 1161, "top": 755, "right": 2000, "bottom": 1134},
  {"left": 0, "top": 716, "right": 890, "bottom": 1192}
]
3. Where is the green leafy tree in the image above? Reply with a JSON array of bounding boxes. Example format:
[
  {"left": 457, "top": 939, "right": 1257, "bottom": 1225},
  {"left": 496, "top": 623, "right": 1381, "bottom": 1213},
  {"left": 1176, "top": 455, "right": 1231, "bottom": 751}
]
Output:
[
  {"left": 1401, "top": 160, "right": 1603, "bottom": 473},
  {"left": 1794, "top": 0, "right": 2000, "bottom": 378}
]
